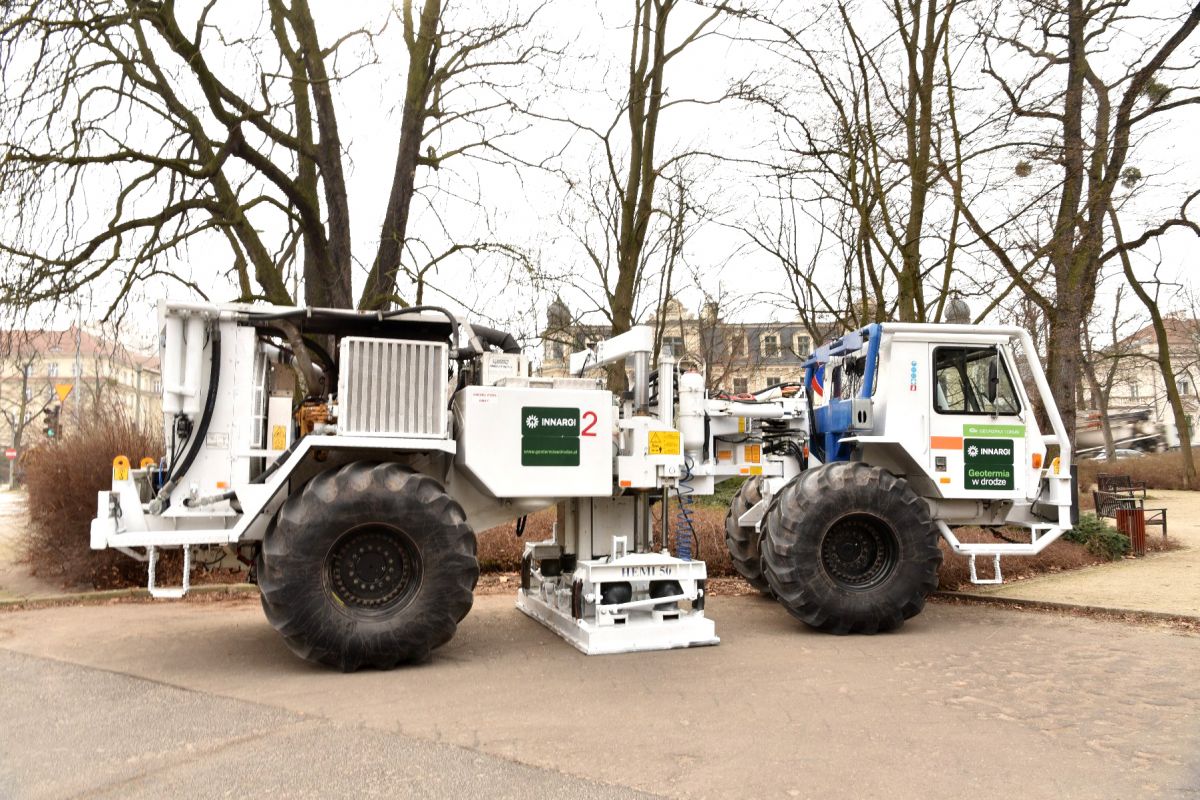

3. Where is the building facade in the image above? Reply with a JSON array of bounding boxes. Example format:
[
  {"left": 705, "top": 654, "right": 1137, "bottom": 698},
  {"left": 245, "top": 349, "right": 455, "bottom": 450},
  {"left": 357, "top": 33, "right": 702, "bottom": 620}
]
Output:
[
  {"left": 1102, "top": 316, "right": 1200, "bottom": 433},
  {"left": 0, "top": 327, "right": 162, "bottom": 451},
  {"left": 539, "top": 298, "right": 836, "bottom": 395}
]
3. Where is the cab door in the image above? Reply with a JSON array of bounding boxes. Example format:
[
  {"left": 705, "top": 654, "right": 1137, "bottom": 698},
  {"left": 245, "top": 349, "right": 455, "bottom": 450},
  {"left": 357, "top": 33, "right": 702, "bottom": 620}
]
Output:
[{"left": 927, "top": 344, "right": 1026, "bottom": 500}]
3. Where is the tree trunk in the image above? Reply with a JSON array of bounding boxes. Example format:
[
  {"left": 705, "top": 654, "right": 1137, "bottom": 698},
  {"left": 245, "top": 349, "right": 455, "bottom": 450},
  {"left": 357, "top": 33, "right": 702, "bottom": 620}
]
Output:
[
  {"left": 1045, "top": 313, "right": 1080, "bottom": 448},
  {"left": 1112, "top": 210, "right": 1196, "bottom": 488},
  {"left": 290, "top": 0, "right": 354, "bottom": 308},
  {"left": 359, "top": 0, "right": 441, "bottom": 310},
  {"left": 1080, "top": 355, "right": 1117, "bottom": 460}
]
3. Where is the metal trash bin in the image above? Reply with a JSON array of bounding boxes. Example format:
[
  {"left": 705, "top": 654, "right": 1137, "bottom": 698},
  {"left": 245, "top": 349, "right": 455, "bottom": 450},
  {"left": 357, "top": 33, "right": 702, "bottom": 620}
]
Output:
[{"left": 1116, "top": 508, "right": 1146, "bottom": 557}]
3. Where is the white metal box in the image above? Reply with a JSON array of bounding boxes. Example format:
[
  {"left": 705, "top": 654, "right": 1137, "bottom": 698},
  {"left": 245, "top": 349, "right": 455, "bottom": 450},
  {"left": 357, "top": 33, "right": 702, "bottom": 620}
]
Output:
[
  {"left": 479, "top": 352, "right": 526, "bottom": 385},
  {"left": 454, "top": 385, "right": 614, "bottom": 497}
]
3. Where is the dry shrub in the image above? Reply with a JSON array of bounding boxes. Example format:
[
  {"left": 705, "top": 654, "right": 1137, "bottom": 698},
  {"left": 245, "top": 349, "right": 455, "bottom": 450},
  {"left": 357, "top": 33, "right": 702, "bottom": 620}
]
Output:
[
  {"left": 1077, "top": 448, "right": 1200, "bottom": 493},
  {"left": 23, "top": 412, "right": 162, "bottom": 590}
]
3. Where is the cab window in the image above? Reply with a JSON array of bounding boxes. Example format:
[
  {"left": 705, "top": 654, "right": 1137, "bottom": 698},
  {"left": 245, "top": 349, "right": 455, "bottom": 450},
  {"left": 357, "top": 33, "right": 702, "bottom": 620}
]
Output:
[{"left": 933, "top": 347, "right": 1020, "bottom": 415}]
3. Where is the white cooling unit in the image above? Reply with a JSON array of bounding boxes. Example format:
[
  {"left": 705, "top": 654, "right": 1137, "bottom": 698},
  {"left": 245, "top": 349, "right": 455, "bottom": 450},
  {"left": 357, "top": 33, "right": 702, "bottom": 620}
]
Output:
[{"left": 337, "top": 337, "right": 448, "bottom": 438}]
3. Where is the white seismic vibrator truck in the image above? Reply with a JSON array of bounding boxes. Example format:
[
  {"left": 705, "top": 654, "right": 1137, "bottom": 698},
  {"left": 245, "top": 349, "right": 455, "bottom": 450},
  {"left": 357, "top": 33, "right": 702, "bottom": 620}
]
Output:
[{"left": 90, "top": 302, "right": 1076, "bottom": 669}]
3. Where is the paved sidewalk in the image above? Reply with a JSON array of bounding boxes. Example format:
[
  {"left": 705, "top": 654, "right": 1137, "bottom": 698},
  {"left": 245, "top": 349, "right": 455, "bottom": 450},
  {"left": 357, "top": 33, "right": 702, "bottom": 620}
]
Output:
[
  {"left": 967, "top": 489, "right": 1200, "bottom": 617},
  {"left": 3, "top": 597, "right": 1199, "bottom": 798},
  {"left": 0, "top": 491, "right": 62, "bottom": 603}
]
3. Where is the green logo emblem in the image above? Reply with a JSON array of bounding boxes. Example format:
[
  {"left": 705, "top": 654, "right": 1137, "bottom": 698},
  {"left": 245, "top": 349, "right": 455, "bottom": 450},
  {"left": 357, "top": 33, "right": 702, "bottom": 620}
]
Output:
[
  {"left": 521, "top": 406, "right": 580, "bottom": 466},
  {"left": 963, "top": 437, "right": 1014, "bottom": 490}
]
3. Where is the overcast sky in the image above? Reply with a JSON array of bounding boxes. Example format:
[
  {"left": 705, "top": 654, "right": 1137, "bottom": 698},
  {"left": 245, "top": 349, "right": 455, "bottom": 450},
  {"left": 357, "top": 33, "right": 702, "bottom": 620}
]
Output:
[{"left": 8, "top": 0, "right": 1199, "bottom": 352}]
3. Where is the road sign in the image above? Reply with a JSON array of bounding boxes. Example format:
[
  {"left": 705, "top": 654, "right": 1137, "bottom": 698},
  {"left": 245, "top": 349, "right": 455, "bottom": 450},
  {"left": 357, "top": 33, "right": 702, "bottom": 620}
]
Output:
[
  {"left": 4, "top": 448, "right": 16, "bottom": 461},
  {"left": 55, "top": 383, "right": 73, "bottom": 403}
]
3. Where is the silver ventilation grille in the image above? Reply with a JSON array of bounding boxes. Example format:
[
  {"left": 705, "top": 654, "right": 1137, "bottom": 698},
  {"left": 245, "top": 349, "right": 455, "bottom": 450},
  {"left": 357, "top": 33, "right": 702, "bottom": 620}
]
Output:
[{"left": 337, "top": 337, "right": 448, "bottom": 438}]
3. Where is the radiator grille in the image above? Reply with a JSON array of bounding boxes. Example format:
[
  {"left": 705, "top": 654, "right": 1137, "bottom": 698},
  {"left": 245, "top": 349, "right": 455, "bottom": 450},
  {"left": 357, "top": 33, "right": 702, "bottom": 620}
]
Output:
[{"left": 337, "top": 337, "right": 448, "bottom": 438}]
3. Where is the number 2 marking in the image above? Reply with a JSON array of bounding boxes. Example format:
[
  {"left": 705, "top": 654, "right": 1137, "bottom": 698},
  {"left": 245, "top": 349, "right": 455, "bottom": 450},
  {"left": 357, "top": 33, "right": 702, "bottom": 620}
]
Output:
[{"left": 581, "top": 411, "right": 598, "bottom": 437}]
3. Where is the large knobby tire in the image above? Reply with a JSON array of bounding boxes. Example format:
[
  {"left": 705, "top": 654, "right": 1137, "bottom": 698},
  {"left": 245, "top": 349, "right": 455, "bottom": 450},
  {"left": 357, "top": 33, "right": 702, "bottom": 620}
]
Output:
[
  {"left": 724, "top": 476, "right": 771, "bottom": 593},
  {"left": 763, "top": 462, "right": 941, "bottom": 635},
  {"left": 257, "top": 462, "right": 478, "bottom": 671}
]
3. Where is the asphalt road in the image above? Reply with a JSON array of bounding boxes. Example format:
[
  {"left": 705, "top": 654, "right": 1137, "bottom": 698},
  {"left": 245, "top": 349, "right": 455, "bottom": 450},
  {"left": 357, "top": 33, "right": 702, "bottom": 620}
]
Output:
[{"left": 1, "top": 595, "right": 1198, "bottom": 799}]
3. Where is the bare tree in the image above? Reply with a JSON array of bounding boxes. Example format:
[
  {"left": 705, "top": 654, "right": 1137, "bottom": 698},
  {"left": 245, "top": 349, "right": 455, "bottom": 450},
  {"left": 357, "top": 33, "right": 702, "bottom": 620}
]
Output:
[
  {"left": 1108, "top": 198, "right": 1200, "bottom": 487},
  {"left": 542, "top": 1, "right": 739, "bottom": 389},
  {"left": 739, "top": 1, "right": 975, "bottom": 328},
  {"left": 0, "top": 0, "right": 552, "bottom": 315},
  {"left": 0, "top": 331, "right": 47, "bottom": 488},
  {"left": 1080, "top": 285, "right": 1140, "bottom": 460},
  {"left": 937, "top": 0, "right": 1200, "bottom": 442}
]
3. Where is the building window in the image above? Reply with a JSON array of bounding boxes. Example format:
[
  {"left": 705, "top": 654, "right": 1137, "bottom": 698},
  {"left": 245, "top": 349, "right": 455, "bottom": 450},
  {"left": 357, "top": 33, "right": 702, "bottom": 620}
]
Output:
[
  {"left": 22, "top": 364, "right": 32, "bottom": 379},
  {"left": 762, "top": 334, "right": 779, "bottom": 358},
  {"left": 793, "top": 334, "right": 811, "bottom": 357},
  {"left": 72, "top": 362, "right": 83, "bottom": 377},
  {"left": 1130, "top": 383, "right": 1139, "bottom": 400},
  {"left": 766, "top": 376, "right": 782, "bottom": 387},
  {"left": 663, "top": 335, "right": 685, "bottom": 356},
  {"left": 731, "top": 335, "right": 745, "bottom": 357},
  {"left": 551, "top": 343, "right": 564, "bottom": 360},
  {"left": 24, "top": 387, "right": 32, "bottom": 401},
  {"left": 47, "top": 362, "right": 59, "bottom": 378},
  {"left": 1178, "top": 378, "right": 1191, "bottom": 395},
  {"left": 733, "top": 378, "right": 748, "bottom": 395},
  {"left": 153, "top": 379, "right": 162, "bottom": 394}
]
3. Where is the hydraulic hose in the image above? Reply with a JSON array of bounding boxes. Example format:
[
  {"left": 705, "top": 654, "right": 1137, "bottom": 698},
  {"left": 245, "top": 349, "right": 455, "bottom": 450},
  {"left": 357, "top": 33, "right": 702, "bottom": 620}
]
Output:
[
  {"left": 382, "top": 305, "right": 462, "bottom": 356},
  {"left": 469, "top": 324, "right": 522, "bottom": 354},
  {"left": 149, "top": 323, "right": 221, "bottom": 514},
  {"left": 250, "top": 435, "right": 302, "bottom": 485}
]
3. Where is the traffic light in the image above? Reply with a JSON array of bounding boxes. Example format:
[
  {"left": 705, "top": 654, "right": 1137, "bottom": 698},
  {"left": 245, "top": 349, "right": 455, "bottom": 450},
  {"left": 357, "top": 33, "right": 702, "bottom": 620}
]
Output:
[{"left": 42, "top": 406, "right": 59, "bottom": 439}]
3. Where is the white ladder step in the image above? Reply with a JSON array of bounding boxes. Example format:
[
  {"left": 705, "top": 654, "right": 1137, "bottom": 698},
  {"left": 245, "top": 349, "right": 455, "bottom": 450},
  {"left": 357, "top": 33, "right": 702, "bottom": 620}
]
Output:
[
  {"left": 147, "top": 545, "right": 191, "bottom": 599},
  {"left": 968, "top": 553, "right": 1002, "bottom": 585}
]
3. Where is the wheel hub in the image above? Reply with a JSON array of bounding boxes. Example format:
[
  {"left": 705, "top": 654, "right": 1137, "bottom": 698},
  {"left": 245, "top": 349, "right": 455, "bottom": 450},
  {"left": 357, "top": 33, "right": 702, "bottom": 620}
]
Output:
[
  {"left": 820, "top": 514, "right": 898, "bottom": 590},
  {"left": 328, "top": 527, "right": 417, "bottom": 610}
]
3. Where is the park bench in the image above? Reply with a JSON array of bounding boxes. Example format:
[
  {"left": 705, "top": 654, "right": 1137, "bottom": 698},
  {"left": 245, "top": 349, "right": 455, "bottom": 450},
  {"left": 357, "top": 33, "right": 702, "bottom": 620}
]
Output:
[{"left": 1092, "top": 474, "right": 1167, "bottom": 537}]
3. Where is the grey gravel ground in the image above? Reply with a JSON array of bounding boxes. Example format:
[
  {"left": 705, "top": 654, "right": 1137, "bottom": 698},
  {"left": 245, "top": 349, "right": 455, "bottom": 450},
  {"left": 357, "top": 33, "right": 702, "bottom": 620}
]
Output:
[
  {"left": 1, "top": 595, "right": 1198, "bottom": 799},
  {"left": 0, "top": 648, "right": 651, "bottom": 799}
]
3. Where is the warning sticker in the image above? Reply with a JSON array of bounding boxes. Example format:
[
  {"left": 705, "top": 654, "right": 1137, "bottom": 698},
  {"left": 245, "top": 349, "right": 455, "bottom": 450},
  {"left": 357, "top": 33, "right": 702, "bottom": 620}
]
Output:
[
  {"left": 743, "top": 444, "right": 761, "bottom": 463},
  {"left": 648, "top": 430, "right": 681, "bottom": 456}
]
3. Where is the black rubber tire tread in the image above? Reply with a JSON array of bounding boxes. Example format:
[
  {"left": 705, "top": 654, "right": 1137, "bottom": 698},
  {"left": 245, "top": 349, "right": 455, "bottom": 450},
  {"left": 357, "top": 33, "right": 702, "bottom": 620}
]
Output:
[
  {"left": 258, "top": 462, "right": 478, "bottom": 671},
  {"left": 763, "top": 462, "right": 941, "bottom": 635},
  {"left": 723, "top": 475, "right": 771, "bottom": 593}
]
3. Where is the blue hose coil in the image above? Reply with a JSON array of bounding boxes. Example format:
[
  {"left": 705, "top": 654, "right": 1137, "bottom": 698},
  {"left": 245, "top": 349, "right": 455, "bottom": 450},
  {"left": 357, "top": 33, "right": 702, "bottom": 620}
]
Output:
[{"left": 674, "top": 457, "right": 697, "bottom": 561}]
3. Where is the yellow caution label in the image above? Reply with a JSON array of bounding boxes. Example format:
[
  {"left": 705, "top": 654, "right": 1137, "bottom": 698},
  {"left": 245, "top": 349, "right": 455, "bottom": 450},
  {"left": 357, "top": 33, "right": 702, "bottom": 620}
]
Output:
[
  {"left": 112, "top": 455, "right": 130, "bottom": 482},
  {"left": 749, "top": 465, "right": 763, "bottom": 475},
  {"left": 738, "top": 417, "right": 746, "bottom": 433},
  {"left": 272, "top": 425, "right": 287, "bottom": 450},
  {"left": 648, "top": 430, "right": 681, "bottom": 456},
  {"left": 744, "top": 444, "right": 761, "bottom": 463},
  {"left": 716, "top": 449, "right": 733, "bottom": 462}
]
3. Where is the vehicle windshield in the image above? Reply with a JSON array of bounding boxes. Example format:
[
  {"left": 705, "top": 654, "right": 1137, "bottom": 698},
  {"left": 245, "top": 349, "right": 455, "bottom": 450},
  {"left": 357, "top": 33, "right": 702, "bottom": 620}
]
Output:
[{"left": 934, "top": 347, "right": 1020, "bottom": 415}]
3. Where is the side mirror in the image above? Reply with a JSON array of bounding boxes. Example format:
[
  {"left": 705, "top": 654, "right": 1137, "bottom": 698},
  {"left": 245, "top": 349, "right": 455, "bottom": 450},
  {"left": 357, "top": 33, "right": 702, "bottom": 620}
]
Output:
[{"left": 986, "top": 355, "right": 1000, "bottom": 404}]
